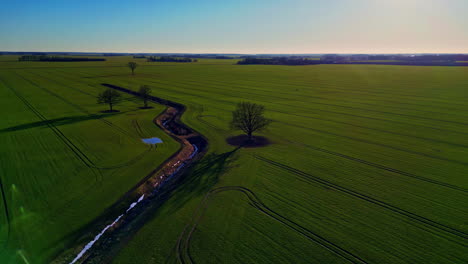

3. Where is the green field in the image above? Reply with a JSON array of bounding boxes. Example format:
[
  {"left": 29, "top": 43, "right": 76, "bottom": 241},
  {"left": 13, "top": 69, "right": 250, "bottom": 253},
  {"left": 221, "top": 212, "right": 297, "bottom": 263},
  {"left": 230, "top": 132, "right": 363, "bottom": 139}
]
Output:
[{"left": 0, "top": 57, "right": 467, "bottom": 263}]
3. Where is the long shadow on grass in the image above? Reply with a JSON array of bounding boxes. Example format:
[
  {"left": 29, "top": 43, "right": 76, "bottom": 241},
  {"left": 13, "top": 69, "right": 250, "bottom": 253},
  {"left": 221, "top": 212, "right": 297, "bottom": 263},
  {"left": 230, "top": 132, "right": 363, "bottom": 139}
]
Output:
[
  {"left": 164, "top": 147, "right": 240, "bottom": 214},
  {"left": 0, "top": 113, "right": 122, "bottom": 134},
  {"left": 51, "top": 148, "right": 240, "bottom": 263}
]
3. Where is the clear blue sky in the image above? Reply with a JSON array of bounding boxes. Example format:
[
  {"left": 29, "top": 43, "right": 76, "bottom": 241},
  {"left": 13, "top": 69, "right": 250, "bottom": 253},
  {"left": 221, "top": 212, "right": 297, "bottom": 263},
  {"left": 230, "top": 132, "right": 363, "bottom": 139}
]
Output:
[{"left": 1, "top": 0, "right": 467, "bottom": 53}]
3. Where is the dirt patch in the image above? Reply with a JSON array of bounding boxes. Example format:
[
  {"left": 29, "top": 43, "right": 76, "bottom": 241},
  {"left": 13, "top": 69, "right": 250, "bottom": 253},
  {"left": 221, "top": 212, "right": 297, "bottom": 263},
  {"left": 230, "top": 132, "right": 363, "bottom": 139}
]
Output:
[{"left": 226, "top": 135, "right": 271, "bottom": 148}]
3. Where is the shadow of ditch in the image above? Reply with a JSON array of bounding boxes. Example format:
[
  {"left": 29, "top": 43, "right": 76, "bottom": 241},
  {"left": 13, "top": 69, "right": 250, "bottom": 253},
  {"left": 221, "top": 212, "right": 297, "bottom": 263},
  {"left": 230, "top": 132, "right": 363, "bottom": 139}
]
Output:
[
  {"left": 164, "top": 147, "right": 241, "bottom": 214},
  {"left": 62, "top": 147, "right": 240, "bottom": 264},
  {"left": 0, "top": 113, "right": 122, "bottom": 134}
]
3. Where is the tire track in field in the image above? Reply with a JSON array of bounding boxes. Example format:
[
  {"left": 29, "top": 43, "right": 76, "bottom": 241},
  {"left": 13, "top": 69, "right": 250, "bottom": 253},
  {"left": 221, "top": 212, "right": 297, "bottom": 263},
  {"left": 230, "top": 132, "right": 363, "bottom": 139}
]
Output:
[
  {"left": 158, "top": 76, "right": 468, "bottom": 121},
  {"left": 187, "top": 71, "right": 468, "bottom": 109},
  {"left": 194, "top": 106, "right": 228, "bottom": 133},
  {"left": 132, "top": 119, "right": 145, "bottom": 137},
  {"left": 147, "top": 73, "right": 468, "bottom": 123},
  {"left": 155, "top": 81, "right": 466, "bottom": 149},
  {"left": 186, "top": 84, "right": 467, "bottom": 148},
  {"left": 254, "top": 155, "right": 468, "bottom": 242},
  {"left": 15, "top": 70, "right": 136, "bottom": 139},
  {"left": 14, "top": 71, "right": 161, "bottom": 168},
  {"left": 140, "top": 78, "right": 468, "bottom": 167},
  {"left": 7, "top": 72, "right": 156, "bottom": 171},
  {"left": 137, "top": 76, "right": 468, "bottom": 166},
  {"left": 172, "top": 73, "right": 466, "bottom": 113},
  {"left": 196, "top": 115, "right": 227, "bottom": 133},
  {"left": 287, "top": 140, "right": 467, "bottom": 193},
  {"left": 0, "top": 175, "right": 11, "bottom": 247},
  {"left": 47, "top": 68, "right": 149, "bottom": 109},
  {"left": 276, "top": 119, "right": 468, "bottom": 167},
  {"left": 176, "top": 186, "right": 368, "bottom": 264},
  {"left": 0, "top": 77, "right": 103, "bottom": 181},
  {"left": 141, "top": 78, "right": 468, "bottom": 136}
]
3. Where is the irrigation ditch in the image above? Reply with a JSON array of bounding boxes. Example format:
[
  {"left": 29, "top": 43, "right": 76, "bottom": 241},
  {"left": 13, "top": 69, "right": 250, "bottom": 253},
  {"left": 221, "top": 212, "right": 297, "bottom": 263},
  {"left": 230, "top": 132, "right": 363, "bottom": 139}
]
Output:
[{"left": 54, "top": 83, "right": 208, "bottom": 264}]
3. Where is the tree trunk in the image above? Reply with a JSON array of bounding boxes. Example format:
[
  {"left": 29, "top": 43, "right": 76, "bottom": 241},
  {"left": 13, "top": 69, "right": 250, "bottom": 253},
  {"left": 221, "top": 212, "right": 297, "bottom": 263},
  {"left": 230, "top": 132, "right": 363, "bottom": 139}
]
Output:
[
  {"left": 248, "top": 132, "right": 252, "bottom": 141},
  {"left": 144, "top": 99, "right": 148, "bottom": 108},
  {"left": 110, "top": 102, "right": 113, "bottom": 111},
  {"left": 132, "top": 69, "right": 134, "bottom": 75}
]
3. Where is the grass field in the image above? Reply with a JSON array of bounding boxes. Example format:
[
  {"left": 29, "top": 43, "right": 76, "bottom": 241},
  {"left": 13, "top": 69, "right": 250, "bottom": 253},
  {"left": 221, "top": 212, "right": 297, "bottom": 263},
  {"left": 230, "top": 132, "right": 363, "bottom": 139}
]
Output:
[
  {"left": 0, "top": 57, "right": 467, "bottom": 263},
  {"left": 0, "top": 57, "right": 180, "bottom": 263}
]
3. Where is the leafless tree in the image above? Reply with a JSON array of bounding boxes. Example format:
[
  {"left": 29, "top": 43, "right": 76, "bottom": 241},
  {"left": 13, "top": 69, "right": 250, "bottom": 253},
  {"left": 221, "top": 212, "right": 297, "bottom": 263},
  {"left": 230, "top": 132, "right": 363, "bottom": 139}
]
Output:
[
  {"left": 97, "top": 88, "right": 122, "bottom": 111},
  {"left": 230, "top": 102, "right": 272, "bottom": 140},
  {"left": 128, "top": 62, "right": 138, "bottom": 75}
]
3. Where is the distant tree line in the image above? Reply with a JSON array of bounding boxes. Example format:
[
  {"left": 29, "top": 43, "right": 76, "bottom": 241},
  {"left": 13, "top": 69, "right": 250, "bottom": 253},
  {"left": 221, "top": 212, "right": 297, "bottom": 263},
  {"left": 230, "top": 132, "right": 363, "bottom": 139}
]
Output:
[
  {"left": 133, "top": 55, "right": 146, "bottom": 59},
  {"left": 237, "top": 57, "right": 322, "bottom": 65},
  {"left": 214, "top": 56, "right": 233, "bottom": 59},
  {"left": 238, "top": 56, "right": 468, "bottom": 66},
  {"left": 321, "top": 54, "right": 468, "bottom": 63},
  {"left": 18, "top": 55, "right": 105, "bottom": 62},
  {"left": 147, "top": 56, "right": 194, "bottom": 62},
  {"left": 147, "top": 54, "right": 236, "bottom": 59},
  {"left": 399, "top": 54, "right": 468, "bottom": 62}
]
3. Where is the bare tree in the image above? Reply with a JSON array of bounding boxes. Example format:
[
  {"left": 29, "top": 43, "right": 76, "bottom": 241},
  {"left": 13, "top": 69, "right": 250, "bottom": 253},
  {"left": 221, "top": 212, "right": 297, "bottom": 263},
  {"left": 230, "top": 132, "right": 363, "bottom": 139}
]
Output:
[
  {"left": 138, "top": 85, "right": 152, "bottom": 108},
  {"left": 97, "top": 88, "right": 122, "bottom": 112},
  {"left": 128, "top": 62, "right": 138, "bottom": 75},
  {"left": 230, "top": 102, "right": 272, "bottom": 141}
]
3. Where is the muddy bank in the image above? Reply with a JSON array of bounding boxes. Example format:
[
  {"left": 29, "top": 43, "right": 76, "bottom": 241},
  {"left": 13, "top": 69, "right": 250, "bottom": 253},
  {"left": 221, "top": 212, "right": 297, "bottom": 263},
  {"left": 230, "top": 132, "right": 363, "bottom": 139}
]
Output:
[{"left": 55, "top": 84, "right": 207, "bottom": 264}]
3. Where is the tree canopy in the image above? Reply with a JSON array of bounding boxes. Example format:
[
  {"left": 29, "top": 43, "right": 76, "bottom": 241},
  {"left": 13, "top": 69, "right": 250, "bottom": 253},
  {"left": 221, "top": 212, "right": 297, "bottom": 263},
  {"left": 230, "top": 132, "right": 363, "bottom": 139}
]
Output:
[
  {"left": 138, "top": 85, "right": 152, "bottom": 108},
  {"left": 97, "top": 88, "right": 122, "bottom": 111},
  {"left": 128, "top": 62, "right": 138, "bottom": 75},
  {"left": 230, "top": 102, "right": 272, "bottom": 140}
]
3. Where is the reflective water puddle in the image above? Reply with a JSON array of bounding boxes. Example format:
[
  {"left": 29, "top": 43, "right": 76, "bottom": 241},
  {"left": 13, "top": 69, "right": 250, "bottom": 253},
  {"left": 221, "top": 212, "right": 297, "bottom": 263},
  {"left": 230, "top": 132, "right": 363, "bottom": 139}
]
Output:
[{"left": 141, "top": 137, "right": 163, "bottom": 144}]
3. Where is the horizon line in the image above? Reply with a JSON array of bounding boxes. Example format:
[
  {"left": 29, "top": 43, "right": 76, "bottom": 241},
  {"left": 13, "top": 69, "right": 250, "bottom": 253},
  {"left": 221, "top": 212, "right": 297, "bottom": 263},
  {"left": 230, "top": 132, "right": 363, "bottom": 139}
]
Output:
[{"left": 2, "top": 50, "right": 468, "bottom": 55}]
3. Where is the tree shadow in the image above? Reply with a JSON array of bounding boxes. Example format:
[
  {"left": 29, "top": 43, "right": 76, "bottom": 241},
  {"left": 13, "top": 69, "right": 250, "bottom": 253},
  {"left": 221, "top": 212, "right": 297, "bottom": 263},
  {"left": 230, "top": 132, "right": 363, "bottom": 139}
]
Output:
[
  {"left": 163, "top": 147, "right": 241, "bottom": 214},
  {"left": 0, "top": 113, "right": 121, "bottom": 134},
  {"left": 226, "top": 135, "right": 271, "bottom": 148},
  {"left": 99, "top": 110, "right": 120, "bottom": 113},
  {"left": 55, "top": 147, "right": 241, "bottom": 263}
]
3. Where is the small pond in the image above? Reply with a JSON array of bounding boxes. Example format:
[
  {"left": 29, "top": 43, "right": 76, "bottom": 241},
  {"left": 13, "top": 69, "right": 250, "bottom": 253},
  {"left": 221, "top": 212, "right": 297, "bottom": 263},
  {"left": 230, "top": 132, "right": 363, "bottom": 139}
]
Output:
[{"left": 141, "top": 137, "right": 163, "bottom": 144}]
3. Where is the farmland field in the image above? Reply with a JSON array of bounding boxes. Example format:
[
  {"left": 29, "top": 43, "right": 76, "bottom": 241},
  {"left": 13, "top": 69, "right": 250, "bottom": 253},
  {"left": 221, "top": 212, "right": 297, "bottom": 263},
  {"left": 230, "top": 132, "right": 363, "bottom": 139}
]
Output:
[{"left": 0, "top": 56, "right": 467, "bottom": 264}]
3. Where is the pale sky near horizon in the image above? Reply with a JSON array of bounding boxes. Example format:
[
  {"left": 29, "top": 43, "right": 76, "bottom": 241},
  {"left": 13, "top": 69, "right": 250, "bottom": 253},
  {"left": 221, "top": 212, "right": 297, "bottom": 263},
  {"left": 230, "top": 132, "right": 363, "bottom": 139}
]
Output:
[{"left": 1, "top": 0, "right": 467, "bottom": 54}]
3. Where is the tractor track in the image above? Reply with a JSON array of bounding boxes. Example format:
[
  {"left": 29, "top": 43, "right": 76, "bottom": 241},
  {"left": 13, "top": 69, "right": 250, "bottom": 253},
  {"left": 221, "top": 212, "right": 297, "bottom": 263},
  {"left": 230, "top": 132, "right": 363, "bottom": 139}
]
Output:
[
  {"left": 7, "top": 72, "right": 154, "bottom": 171},
  {"left": 0, "top": 175, "right": 11, "bottom": 247},
  {"left": 186, "top": 77, "right": 468, "bottom": 148},
  {"left": 154, "top": 76, "right": 468, "bottom": 125},
  {"left": 176, "top": 186, "right": 369, "bottom": 264},
  {"left": 0, "top": 77, "right": 103, "bottom": 180},
  {"left": 147, "top": 70, "right": 468, "bottom": 118},
  {"left": 254, "top": 155, "right": 468, "bottom": 243},
  {"left": 15, "top": 70, "right": 136, "bottom": 139},
  {"left": 276, "top": 119, "right": 468, "bottom": 167},
  {"left": 143, "top": 77, "right": 468, "bottom": 131},
  {"left": 156, "top": 80, "right": 466, "bottom": 149},
  {"left": 288, "top": 139, "right": 467, "bottom": 193},
  {"left": 142, "top": 78, "right": 468, "bottom": 137},
  {"left": 145, "top": 77, "right": 468, "bottom": 166},
  {"left": 175, "top": 71, "right": 468, "bottom": 110},
  {"left": 132, "top": 119, "right": 146, "bottom": 138}
]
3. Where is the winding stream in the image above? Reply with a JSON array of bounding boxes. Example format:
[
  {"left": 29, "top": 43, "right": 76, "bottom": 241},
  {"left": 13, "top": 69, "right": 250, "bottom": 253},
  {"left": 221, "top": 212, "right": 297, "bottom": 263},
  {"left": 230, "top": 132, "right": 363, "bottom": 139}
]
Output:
[{"left": 65, "top": 84, "right": 207, "bottom": 264}]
